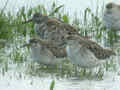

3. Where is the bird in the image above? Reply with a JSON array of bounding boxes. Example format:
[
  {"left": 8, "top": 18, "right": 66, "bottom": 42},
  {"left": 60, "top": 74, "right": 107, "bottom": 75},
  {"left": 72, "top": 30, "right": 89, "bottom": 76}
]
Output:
[
  {"left": 22, "top": 13, "right": 88, "bottom": 58},
  {"left": 103, "top": 2, "right": 120, "bottom": 30},
  {"left": 65, "top": 35, "right": 116, "bottom": 68},
  {"left": 22, "top": 38, "right": 66, "bottom": 66},
  {"left": 23, "top": 13, "right": 81, "bottom": 41},
  {"left": 103, "top": 2, "right": 120, "bottom": 42}
]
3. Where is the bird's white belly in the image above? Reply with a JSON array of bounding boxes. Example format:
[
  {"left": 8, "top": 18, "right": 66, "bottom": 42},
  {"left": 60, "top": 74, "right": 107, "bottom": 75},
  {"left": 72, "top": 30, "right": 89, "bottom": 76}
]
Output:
[
  {"left": 103, "top": 11, "right": 120, "bottom": 30},
  {"left": 103, "top": 13, "right": 114, "bottom": 28},
  {"left": 66, "top": 45, "right": 103, "bottom": 68},
  {"left": 30, "top": 47, "right": 58, "bottom": 65},
  {"left": 66, "top": 45, "right": 82, "bottom": 65},
  {"left": 30, "top": 47, "right": 49, "bottom": 64},
  {"left": 30, "top": 47, "right": 42, "bottom": 62}
]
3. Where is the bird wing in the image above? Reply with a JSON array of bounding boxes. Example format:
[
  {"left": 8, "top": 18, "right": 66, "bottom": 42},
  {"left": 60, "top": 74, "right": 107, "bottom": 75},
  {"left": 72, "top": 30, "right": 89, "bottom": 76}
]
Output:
[
  {"left": 46, "top": 18, "right": 80, "bottom": 35},
  {"left": 39, "top": 39, "right": 67, "bottom": 58},
  {"left": 79, "top": 39, "right": 108, "bottom": 60}
]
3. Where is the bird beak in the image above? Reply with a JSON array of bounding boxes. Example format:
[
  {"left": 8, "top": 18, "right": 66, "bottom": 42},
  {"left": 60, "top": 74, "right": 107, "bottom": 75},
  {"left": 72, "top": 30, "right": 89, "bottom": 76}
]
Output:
[{"left": 22, "top": 18, "right": 33, "bottom": 24}]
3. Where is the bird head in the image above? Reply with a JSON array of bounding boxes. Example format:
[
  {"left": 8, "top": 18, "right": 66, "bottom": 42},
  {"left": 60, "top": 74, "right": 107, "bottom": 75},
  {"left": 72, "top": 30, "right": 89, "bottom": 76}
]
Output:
[
  {"left": 105, "top": 2, "right": 120, "bottom": 13},
  {"left": 106, "top": 2, "right": 116, "bottom": 9},
  {"left": 22, "top": 13, "right": 48, "bottom": 24}
]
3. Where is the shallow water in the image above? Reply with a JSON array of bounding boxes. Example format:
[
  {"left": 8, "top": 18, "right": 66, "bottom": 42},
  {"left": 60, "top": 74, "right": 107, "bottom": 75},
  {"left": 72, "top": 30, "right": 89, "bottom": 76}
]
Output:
[
  {"left": 0, "top": 43, "right": 119, "bottom": 90},
  {"left": 1, "top": 44, "right": 120, "bottom": 90},
  {"left": 0, "top": 69, "right": 120, "bottom": 90}
]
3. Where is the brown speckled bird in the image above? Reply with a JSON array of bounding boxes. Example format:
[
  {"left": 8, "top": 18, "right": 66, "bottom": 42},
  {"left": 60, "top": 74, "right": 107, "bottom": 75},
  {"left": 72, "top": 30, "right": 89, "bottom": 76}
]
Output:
[
  {"left": 22, "top": 38, "right": 66, "bottom": 65},
  {"left": 65, "top": 35, "right": 116, "bottom": 68},
  {"left": 23, "top": 13, "right": 81, "bottom": 41},
  {"left": 23, "top": 13, "right": 86, "bottom": 57}
]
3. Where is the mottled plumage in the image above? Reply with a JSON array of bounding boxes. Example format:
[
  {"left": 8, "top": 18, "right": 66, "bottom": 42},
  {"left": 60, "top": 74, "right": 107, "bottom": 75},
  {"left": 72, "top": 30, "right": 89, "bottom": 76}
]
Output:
[
  {"left": 65, "top": 35, "right": 116, "bottom": 68},
  {"left": 23, "top": 13, "right": 86, "bottom": 57},
  {"left": 23, "top": 13, "right": 80, "bottom": 40},
  {"left": 22, "top": 38, "right": 65, "bottom": 65}
]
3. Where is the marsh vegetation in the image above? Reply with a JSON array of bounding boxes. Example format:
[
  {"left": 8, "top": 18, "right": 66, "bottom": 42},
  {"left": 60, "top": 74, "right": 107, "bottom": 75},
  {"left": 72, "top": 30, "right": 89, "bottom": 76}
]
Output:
[{"left": 0, "top": 1, "right": 120, "bottom": 90}]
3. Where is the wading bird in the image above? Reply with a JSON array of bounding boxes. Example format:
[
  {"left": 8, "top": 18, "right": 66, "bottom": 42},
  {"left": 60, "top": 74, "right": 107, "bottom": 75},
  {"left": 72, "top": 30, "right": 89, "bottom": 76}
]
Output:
[
  {"left": 65, "top": 35, "right": 116, "bottom": 68},
  {"left": 22, "top": 13, "right": 88, "bottom": 58},
  {"left": 103, "top": 2, "right": 120, "bottom": 42},
  {"left": 22, "top": 38, "right": 66, "bottom": 66}
]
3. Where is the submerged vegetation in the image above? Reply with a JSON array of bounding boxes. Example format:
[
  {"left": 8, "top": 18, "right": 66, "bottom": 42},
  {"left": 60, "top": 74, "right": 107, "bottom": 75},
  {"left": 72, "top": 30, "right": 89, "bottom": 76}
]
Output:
[{"left": 0, "top": 1, "right": 119, "bottom": 81}]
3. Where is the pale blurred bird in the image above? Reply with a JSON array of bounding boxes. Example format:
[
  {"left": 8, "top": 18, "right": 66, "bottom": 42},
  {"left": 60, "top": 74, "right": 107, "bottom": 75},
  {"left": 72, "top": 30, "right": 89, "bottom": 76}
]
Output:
[
  {"left": 22, "top": 13, "right": 87, "bottom": 58},
  {"left": 65, "top": 35, "right": 116, "bottom": 68},
  {"left": 22, "top": 38, "right": 66, "bottom": 65},
  {"left": 103, "top": 2, "right": 120, "bottom": 31}
]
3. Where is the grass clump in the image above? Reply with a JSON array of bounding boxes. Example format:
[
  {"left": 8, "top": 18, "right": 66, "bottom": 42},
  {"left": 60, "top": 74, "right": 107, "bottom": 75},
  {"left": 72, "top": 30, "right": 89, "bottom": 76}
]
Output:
[
  {"left": 50, "top": 80, "right": 55, "bottom": 90},
  {"left": 0, "top": 12, "right": 14, "bottom": 39}
]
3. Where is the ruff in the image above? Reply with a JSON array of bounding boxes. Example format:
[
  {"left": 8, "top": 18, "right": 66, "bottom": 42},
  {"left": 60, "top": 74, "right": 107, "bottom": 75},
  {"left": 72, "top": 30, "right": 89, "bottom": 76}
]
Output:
[
  {"left": 65, "top": 35, "right": 116, "bottom": 68},
  {"left": 22, "top": 38, "right": 65, "bottom": 65}
]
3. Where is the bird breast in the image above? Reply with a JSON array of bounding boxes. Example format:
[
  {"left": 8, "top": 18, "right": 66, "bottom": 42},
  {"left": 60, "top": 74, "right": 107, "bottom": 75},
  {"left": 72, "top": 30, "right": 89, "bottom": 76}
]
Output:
[
  {"left": 34, "top": 23, "right": 47, "bottom": 39},
  {"left": 30, "top": 46, "right": 57, "bottom": 65},
  {"left": 30, "top": 46, "right": 42, "bottom": 62},
  {"left": 103, "top": 8, "right": 120, "bottom": 30},
  {"left": 66, "top": 44, "right": 105, "bottom": 68}
]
